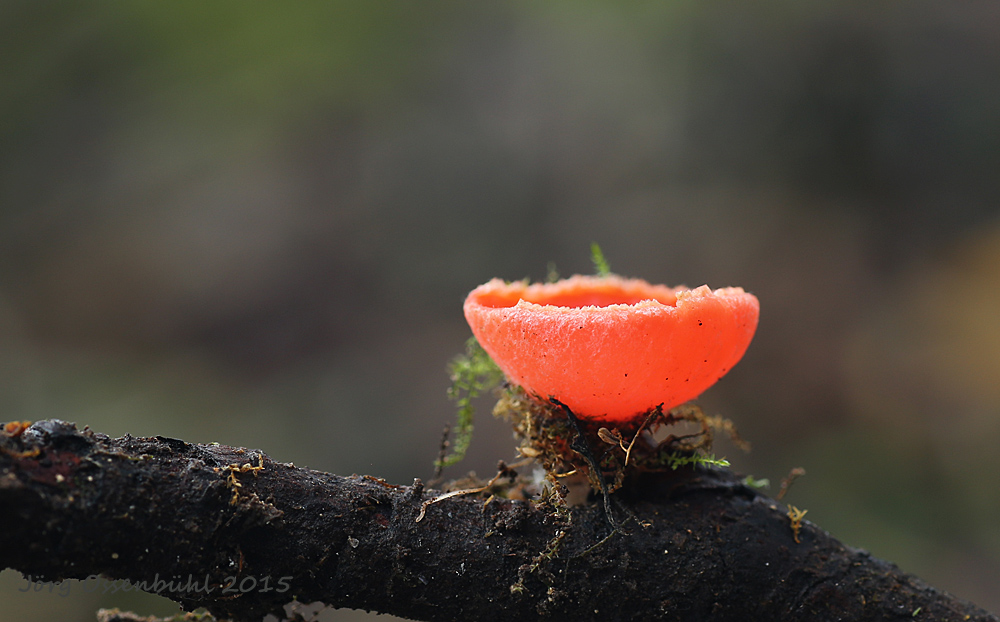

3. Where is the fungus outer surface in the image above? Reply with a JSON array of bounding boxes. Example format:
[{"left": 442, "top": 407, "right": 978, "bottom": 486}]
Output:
[{"left": 464, "top": 275, "right": 759, "bottom": 423}]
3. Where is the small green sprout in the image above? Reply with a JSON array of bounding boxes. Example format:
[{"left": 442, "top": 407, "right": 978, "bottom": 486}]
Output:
[
  {"left": 590, "top": 242, "right": 611, "bottom": 277},
  {"left": 664, "top": 452, "right": 730, "bottom": 471},
  {"left": 438, "top": 337, "right": 504, "bottom": 468},
  {"left": 743, "top": 475, "right": 771, "bottom": 490},
  {"left": 546, "top": 261, "right": 560, "bottom": 283}
]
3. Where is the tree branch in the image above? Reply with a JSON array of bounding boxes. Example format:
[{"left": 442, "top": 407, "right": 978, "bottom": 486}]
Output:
[{"left": 1, "top": 419, "right": 995, "bottom": 622}]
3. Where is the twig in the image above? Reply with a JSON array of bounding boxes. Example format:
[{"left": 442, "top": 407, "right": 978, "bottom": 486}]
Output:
[
  {"left": 1, "top": 420, "right": 996, "bottom": 622},
  {"left": 551, "top": 398, "right": 618, "bottom": 531}
]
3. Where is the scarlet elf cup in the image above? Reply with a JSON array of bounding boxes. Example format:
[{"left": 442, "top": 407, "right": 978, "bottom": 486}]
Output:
[{"left": 463, "top": 275, "right": 759, "bottom": 425}]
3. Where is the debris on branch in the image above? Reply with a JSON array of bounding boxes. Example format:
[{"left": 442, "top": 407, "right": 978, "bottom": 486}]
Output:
[{"left": 1, "top": 419, "right": 996, "bottom": 622}]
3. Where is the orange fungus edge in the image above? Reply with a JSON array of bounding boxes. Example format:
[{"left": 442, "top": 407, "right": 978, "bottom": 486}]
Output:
[{"left": 463, "top": 275, "right": 760, "bottom": 424}]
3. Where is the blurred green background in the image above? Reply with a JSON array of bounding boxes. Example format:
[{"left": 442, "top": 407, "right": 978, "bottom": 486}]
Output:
[{"left": 3, "top": 2, "right": 1000, "bottom": 620}]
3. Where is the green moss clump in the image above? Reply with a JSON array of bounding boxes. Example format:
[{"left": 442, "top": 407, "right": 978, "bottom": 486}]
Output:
[{"left": 437, "top": 337, "right": 504, "bottom": 468}]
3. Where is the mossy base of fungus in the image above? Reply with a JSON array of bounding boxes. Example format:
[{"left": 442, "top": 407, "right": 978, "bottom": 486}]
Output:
[
  {"left": 440, "top": 336, "right": 747, "bottom": 507},
  {"left": 493, "top": 386, "right": 746, "bottom": 496}
]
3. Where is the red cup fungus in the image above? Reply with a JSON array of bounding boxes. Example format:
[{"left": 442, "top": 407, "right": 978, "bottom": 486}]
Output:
[{"left": 464, "top": 275, "right": 759, "bottom": 424}]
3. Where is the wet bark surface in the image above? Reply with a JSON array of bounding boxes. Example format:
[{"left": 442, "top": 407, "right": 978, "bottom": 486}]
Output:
[{"left": 1, "top": 419, "right": 996, "bottom": 622}]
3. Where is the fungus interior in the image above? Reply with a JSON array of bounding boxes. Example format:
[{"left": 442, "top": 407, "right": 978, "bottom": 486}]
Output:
[
  {"left": 464, "top": 274, "right": 759, "bottom": 424},
  {"left": 473, "top": 276, "right": 678, "bottom": 310}
]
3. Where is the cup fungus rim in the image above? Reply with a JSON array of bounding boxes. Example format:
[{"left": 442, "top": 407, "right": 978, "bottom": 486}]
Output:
[{"left": 466, "top": 274, "right": 751, "bottom": 314}]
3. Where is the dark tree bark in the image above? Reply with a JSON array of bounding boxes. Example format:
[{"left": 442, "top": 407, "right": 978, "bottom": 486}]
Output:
[{"left": 1, "top": 419, "right": 995, "bottom": 622}]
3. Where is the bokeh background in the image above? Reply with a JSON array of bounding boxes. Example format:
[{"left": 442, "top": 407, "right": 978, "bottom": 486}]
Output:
[{"left": 4, "top": 2, "right": 1000, "bottom": 620}]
